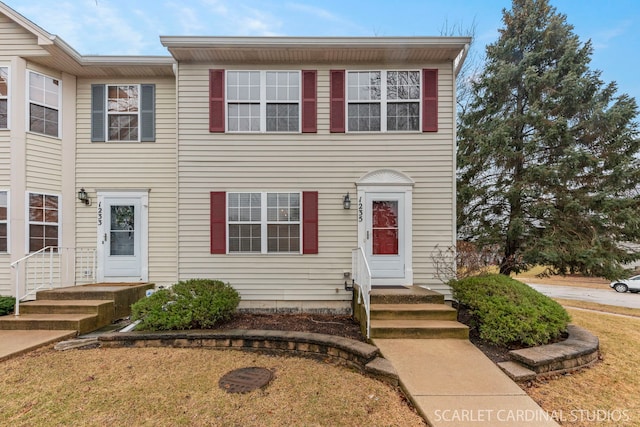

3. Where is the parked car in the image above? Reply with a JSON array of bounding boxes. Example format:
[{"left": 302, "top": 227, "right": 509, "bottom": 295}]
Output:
[{"left": 610, "top": 276, "right": 640, "bottom": 293}]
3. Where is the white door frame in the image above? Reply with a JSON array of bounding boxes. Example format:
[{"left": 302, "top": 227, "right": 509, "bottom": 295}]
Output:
[
  {"left": 356, "top": 169, "right": 413, "bottom": 286},
  {"left": 96, "top": 190, "right": 149, "bottom": 282}
]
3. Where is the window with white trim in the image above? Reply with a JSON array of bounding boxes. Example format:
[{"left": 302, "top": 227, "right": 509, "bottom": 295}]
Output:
[
  {"left": 28, "top": 192, "right": 59, "bottom": 252},
  {"left": 28, "top": 71, "right": 60, "bottom": 137},
  {"left": 227, "top": 71, "right": 300, "bottom": 132},
  {"left": 107, "top": 85, "right": 139, "bottom": 141},
  {"left": 228, "top": 192, "right": 301, "bottom": 253},
  {"left": 0, "top": 191, "right": 7, "bottom": 252},
  {"left": 0, "top": 67, "right": 8, "bottom": 129},
  {"left": 347, "top": 70, "right": 420, "bottom": 132}
]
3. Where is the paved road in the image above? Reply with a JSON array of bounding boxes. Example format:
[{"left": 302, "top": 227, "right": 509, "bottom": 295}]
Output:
[{"left": 527, "top": 283, "right": 640, "bottom": 309}]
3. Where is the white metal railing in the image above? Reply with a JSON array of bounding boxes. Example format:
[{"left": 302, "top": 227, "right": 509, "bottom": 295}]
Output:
[
  {"left": 10, "top": 247, "right": 96, "bottom": 316},
  {"left": 352, "top": 246, "right": 372, "bottom": 338}
]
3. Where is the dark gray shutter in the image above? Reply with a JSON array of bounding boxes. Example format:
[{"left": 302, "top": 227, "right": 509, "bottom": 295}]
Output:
[
  {"left": 140, "top": 84, "right": 155, "bottom": 142},
  {"left": 91, "top": 84, "right": 105, "bottom": 142}
]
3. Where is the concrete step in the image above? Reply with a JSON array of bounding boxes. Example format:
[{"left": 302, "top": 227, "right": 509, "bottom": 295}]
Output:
[
  {"left": 370, "top": 303, "right": 457, "bottom": 321},
  {"left": 369, "top": 319, "right": 469, "bottom": 339},
  {"left": 36, "top": 282, "right": 153, "bottom": 319},
  {"left": 19, "top": 299, "right": 114, "bottom": 315},
  {"left": 0, "top": 313, "right": 101, "bottom": 335},
  {"left": 370, "top": 286, "right": 444, "bottom": 305}
]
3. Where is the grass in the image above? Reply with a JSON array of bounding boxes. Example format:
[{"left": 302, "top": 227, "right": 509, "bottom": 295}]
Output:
[
  {"left": 0, "top": 347, "right": 426, "bottom": 427},
  {"left": 526, "top": 308, "right": 640, "bottom": 426},
  {"left": 508, "top": 270, "right": 640, "bottom": 425},
  {"left": 514, "top": 266, "right": 610, "bottom": 289}
]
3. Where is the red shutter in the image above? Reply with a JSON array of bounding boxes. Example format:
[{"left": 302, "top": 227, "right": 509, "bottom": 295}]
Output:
[
  {"left": 301, "top": 70, "right": 317, "bottom": 133},
  {"left": 210, "top": 191, "right": 226, "bottom": 254},
  {"left": 329, "top": 70, "right": 345, "bottom": 133},
  {"left": 422, "top": 69, "right": 438, "bottom": 132},
  {"left": 302, "top": 191, "right": 319, "bottom": 254},
  {"left": 209, "top": 69, "right": 225, "bottom": 133}
]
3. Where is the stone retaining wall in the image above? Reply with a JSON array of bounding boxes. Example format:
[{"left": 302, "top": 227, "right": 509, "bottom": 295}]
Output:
[
  {"left": 98, "top": 329, "right": 399, "bottom": 385},
  {"left": 498, "top": 324, "right": 599, "bottom": 382}
]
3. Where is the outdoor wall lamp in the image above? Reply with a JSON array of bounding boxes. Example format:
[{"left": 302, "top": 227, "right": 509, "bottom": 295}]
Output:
[
  {"left": 343, "top": 192, "right": 351, "bottom": 210},
  {"left": 77, "top": 188, "right": 91, "bottom": 206}
]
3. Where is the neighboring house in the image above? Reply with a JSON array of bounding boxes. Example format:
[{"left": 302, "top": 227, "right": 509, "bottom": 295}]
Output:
[{"left": 0, "top": 2, "right": 470, "bottom": 313}]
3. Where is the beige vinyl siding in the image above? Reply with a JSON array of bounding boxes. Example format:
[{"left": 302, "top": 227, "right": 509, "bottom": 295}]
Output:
[
  {"left": 0, "top": 254, "right": 9, "bottom": 295},
  {"left": 25, "top": 133, "right": 62, "bottom": 192},
  {"left": 75, "top": 77, "right": 177, "bottom": 287},
  {"left": 177, "top": 64, "right": 456, "bottom": 302},
  {"left": 0, "top": 134, "right": 9, "bottom": 186},
  {"left": 0, "top": 14, "right": 46, "bottom": 56}
]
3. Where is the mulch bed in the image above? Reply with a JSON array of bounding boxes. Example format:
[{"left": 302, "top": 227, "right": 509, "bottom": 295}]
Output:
[
  {"left": 217, "top": 310, "right": 514, "bottom": 364},
  {"left": 218, "top": 312, "right": 365, "bottom": 342}
]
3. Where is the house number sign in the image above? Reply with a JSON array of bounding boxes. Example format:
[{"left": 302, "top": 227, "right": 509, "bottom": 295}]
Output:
[
  {"left": 97, "top": 202, "right": 103, "bottom": 226},
  {"left": 358, "top": 196, "right": 363, "bottom": 222}
]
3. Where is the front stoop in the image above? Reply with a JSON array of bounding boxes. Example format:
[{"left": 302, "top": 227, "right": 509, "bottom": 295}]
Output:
[
  {"left": 355, "top": 285, "right": 469, "bottom": 339},
  {"left": 0, "top": 283, "right": 153, "bottom": 336}
]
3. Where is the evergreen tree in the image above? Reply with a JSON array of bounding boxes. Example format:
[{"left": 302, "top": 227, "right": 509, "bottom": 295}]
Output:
[{"left": 457, "top": 0, "right": 640, "bottom": 278}]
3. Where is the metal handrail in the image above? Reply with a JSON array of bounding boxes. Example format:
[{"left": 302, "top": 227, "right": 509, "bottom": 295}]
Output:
[
  {"left": 352, "top": 246, "right": 372, "bottom": 338},
  {"left": 10, "top": 247, "right": 96, "bottom": 316}
]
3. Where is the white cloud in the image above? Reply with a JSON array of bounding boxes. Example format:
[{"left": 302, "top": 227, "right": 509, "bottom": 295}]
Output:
[{"left": 589, "top": 20, "right": 630, "bottom": 50}]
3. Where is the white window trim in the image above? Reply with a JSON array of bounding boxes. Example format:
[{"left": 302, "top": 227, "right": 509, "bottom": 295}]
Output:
[
  {"left": 106, "top": 84, "right": 141, "bottom": 142},
  {"left": 0, "top": 189, "right": 9, "bottom": 253},
  {"left": 26, "top": 70, "right": 62, "bottom": 138},
  {"left": 0, "top": 65, "right": 9, "bottom": 130},
  {"left": 25, "top": 191, "right": 61, "bottom": 254},
  {"left": 226, "top": 191, "right": 303, "bottom": 254},
  {"left": 225, "top": 70, "right": 302, "bottom": 133},
  {"left": 345, "top": 69, "right": 422, "bottom": 133}
]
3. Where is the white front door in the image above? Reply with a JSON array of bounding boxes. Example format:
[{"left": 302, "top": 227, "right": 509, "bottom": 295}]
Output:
[
  {"left": 97, "top": 192, "right": 148, "bottom": 282},
  {"left": 365, "top": 192, "right": 406, "bottom": 281}
]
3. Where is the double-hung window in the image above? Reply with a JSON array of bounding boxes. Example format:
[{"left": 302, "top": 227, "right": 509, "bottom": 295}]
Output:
[
  {"left": 91, "top": 84, "right": 155, "bottom": 142},
  {"left": 226, "top": 71, "right": 300, "bottom": 132},
  {"left": 0, "top": 191, "right": 7, "bottom": 252},
  {"left": 28, "top": 192, "right": 59, "bottom": 252},
  {"left": 107, "top": 85, "right": 139, "bottom": 141},
  {"left": 347, "top": 70, "right": 420, "bottom": 132},
  {"left": 227, "top": 192, "right": 301, "bottom": 253},
  {"left": 29, "top": 71, "right": 60, "bottom": 137},
  {"left": 0, "top": 67, "right": 8, "bottom": 129}
]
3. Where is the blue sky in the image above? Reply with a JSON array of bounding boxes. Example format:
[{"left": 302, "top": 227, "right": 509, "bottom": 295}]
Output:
[{"left": 3, "top": 0, "right": 639, "bottom": 103}]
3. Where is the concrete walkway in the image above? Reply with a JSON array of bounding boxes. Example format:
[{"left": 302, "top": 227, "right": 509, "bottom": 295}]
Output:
[
  {"left": 0, "top": 330, "right": 76, "bottom": 362},
  {"left": 374, "top": 338, "right": 560, "bottom": 427}
]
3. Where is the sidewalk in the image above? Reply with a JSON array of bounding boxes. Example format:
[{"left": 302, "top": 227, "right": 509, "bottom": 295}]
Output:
[
  {"left": 0, "top": 330, "right": 76, "bottom": 362},
  {"left": 374, "top": 338, "right": 560, "bottom": 427}
]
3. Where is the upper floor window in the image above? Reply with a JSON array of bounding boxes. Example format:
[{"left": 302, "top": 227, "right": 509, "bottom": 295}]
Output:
[
  {"left": 347, "top": 70, "right": 420, "bottom": 132},
  {"left": 28, "top": 71, "right": 60, "bottom": 138},
  {"left": 108, "top": 85, "right": 139, "bottom": 141},
  {"left": 28, "top": 192, "right": 59, "bottom": 252},
  {"left": 330, "top": 69, "right": 437, "bottom": 133},
  {"left": 0, "top": 67, "right": 7, "bottom": 129},
  {"left": 0, "top": 191, "right": 7, "bottom": 252},
  {"left": 91, "top": 84, "right": 155, "bottom": 142},
  {"left": 209, "top": 69, "right": 317, "bottom": 134},
  {"left": 227, "top": 71, "right": 300, "bottom": 132}
]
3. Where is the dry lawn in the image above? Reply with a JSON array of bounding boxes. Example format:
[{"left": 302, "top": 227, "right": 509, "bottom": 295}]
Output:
[
  {"left": 526, "top": 308, "right": 640, "bottom": 426},
  {"left": 514, "top": 266, "right": 610, "bottom": 289},
  {"left": 0, "top": 346, "right": 426, "bottom": 427}
]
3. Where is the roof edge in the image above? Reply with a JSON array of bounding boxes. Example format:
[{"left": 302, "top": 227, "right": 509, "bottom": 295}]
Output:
[{"left": 160, "top": 35, "right": 472, "bottom": 49}]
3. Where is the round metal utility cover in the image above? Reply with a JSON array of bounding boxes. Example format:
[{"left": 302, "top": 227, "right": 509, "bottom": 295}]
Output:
[{"left": 219, "top": 367, "right": 274, "bottom": 394}]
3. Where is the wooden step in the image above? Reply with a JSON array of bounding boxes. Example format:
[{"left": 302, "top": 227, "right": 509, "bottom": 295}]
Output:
[
  {"left": 369, "top": 319, "right": 469, "bottom": 339},
  {"left": 370, "top": 303, "right": 457, "bottom": 321},
  {"left": 0, "top": 313, "right": 100, "bottom": 335}
]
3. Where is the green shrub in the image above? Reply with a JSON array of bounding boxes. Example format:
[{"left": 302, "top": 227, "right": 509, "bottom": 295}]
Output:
[
  {"left": 449, "top": 274, "right": 570, "bottom": 347},
  {"left": 0, "top": 296, "right": 15, "bottom": 316},
  {"left": 131, "top": 279, "right": 240, "bottom": 331}
]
